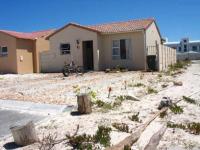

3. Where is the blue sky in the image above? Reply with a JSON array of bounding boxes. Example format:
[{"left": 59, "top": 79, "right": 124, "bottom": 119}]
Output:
[{"left": 0, "top": 0, "right": 199, "bottom": 41}]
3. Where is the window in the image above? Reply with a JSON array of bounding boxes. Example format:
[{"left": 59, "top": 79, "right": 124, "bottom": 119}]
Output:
[
  {"left": 184, "top": 45, "right": 187, "bottom": 52},
  {"left": 184, "top": 40, "right": 187, "bottom": 43},
  {"left": 112, "top": 39, "right": 129, "bottom": 60},
  {"left": 178, "top": 47, "right": 181, "bottom": 52},
  {"left": 192, "top": 46, "right": 198, "bottom": 51},
  {"left": 0, "top": 46, "right": 8, "bottom": 56},
  {"left": 60, "top": 43, "right": 70, "bottom": 55}
]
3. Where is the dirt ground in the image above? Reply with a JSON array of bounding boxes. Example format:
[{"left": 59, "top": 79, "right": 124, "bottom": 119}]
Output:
[{"left": 0, "top": 61, "right": 200, "bottom": 150}]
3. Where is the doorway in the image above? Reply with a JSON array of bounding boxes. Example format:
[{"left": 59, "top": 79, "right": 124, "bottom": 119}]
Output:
[{"left": 82, "top": 40, "right": 94, "bottom": 71}]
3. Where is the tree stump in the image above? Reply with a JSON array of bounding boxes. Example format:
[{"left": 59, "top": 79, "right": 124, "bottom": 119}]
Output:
[
  {"left": 77, "top": 93, "right": 92, "bottom": 114},
  {"left": 10, "top": 121, "right": 38, "bottom": 146}
]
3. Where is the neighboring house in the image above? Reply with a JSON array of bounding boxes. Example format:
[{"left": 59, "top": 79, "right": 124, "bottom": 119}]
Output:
[
  {"left": 164, "top": 38, "right": 200, "bottom": 60},
  {"left": 164, "top": 38, "right": 200, "bottom": 53},
  {"left": 41, "top": 18, "right": 176, "bottom": 72},
  {"left": 0, "top": 29, "right": 54, "bottom": 74}
]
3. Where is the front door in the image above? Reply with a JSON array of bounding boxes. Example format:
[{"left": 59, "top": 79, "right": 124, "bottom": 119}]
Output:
[{"left": 82, "top": 41, "right": 94, "bottom": 70}]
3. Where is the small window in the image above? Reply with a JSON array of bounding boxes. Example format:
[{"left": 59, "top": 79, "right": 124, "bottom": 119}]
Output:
[
  {"left": 112, "top": 40, "right": 120, "bottom": 59},
  {"left": 192, "top": 46, "right": 198, "bottom": 51},
  {"left": 184, "top": 45, "right": 187, "bottom": 52},
  {"left": 60, "top": 43, "right": 70, "bottom": 55},
  {"left": 178, "top": 47, "right": 181, "bottom": 52},
  {"left": 0, "top": 46, "right": 8, "bottom": 56},
  {"left": 112, "top": 39, "right": 129, "bottom": 60}
]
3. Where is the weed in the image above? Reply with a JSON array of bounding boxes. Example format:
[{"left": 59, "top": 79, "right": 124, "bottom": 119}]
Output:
[
  {"left": 183, "top": 96, "right": 196, "bottom": 104},
  {"left": 170, "top": 104, "right": 183, "bottom": 114},
  {"left": 161, "top": 84, "right": 168, "bottom": 88},
  {"left": 112, "top": 123, "right": 129, "bottom": 133},
  {"left": 67, "top": 125, "right": 112, "bottom": 149},
  {"left": 160, "top": 111, "right": 167, "bottom": 118},
  {"left": 0, "top": 78, "right": 3, "bottom": 80},
  {"left": 93, "top": 126, "right": 112, "bottom": 147},
  {"left": 88, "top": 90, "right": 97, "bottom": 99},
  {"left": 147, "top": 87, "right": 158, "bottom": 94},
  {"left": 129, "top": 112, "right": 140, "bottom": 122},
  {"left": 168, "top": 60, "right": 191, "bottom": 72},
  {"left": 73, "top": 85, "right": 80, "bottom": 94},
  {"left": 134, "top": 83, "right": 145, "bottom": 87},
  {"left": 167, "top": 122, "right": 200, "bottom": 135}
]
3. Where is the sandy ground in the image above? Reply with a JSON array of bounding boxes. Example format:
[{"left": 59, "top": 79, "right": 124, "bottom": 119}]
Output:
[{"left": 0, "top": 61, "right": 200, "bottom": 150}]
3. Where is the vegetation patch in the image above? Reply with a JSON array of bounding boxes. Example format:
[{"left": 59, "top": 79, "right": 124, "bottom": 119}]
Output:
[
  {"left": 124, "top": 145, "right": 131, "bottom": 150},
  {"left": 147, "top": 87, "right": 158, "bottom": 94},
  {"left": 170, "top": 104, "right": 183, "bottom": 114},
  {"left": 67, "top": 125, "right": 112, "bottom": 149},
  {"left": 73, "top": 85, "right": 80, "bottom": 94},
  {"left": 128, "top": 83, "right": 145, "bottom": 87},
  {"left": 129, "top": 112, "right": 141, "bottom": 122},
  {"left": 88, "top": 90, "right": 97, "bottom": 99},
  {"left": 112, "top": 123, "right": 129, "bottom": 133},
  {"left": 183, "top": 96, "right": 196, "bottom": 104},
  {"left": 160, "top": 111, "right": 167, "bottom": 118},
  {"left": 168, "top": 60, "right": 191, "bottom": 72},
  {"left": 167, "top": 122, "right": 200, "bottom": 135}
]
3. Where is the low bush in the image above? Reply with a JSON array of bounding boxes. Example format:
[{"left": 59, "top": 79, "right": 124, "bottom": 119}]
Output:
[
  {"left": 129, "top": 112, "right": 141, "bottom": 122},
  {"left": 112, "top": 123, "right": 129, "bottom": 133},
  {"left": 170, "top": 104, "right": 183, "bottom": 114}
]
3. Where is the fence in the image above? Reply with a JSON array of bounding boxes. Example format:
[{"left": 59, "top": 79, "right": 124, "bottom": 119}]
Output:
[
  {"left": 177, "top": 52, "right": 200, "bottom": 61},
  {"left": 147, "top": 45, "right": 177, "bottom": 71}
]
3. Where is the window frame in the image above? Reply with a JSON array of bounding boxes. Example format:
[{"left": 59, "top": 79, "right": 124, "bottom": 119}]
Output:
[
  {"left": 112, "top": 39, "right": 129, "bottom": 60},
  {"left": 60, "top": 43, "right": 71, "bottom": 55},
  {"left": 0, "top": 46, "right": 8, "bottom": 57}
]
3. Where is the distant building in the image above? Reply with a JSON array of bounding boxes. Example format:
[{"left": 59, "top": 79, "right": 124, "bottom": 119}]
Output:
[{"left": 164, "top": 38, "right": 200, "bottom": 53}]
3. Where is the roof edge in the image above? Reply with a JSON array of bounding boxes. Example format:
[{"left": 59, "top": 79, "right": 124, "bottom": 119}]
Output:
[{"left": 46, "top": 23, "right": 100, "bottom": 40}]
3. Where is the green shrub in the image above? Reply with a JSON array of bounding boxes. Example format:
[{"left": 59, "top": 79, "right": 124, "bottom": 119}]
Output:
[
  {"left": 112, "top": 123, "right": 129, "bottom": 133},
  {"left": 93, "top": 126, "right": 112, "bottom": 147},
  {"left": 183, "top": 96, "right": 196, "bottom": 104},
  {"left": 160, "top": 111, "right": 167, "bottom": 118},
  {"left": 167, "top": 122, "right": 200, "bottom": 135},
  {"left": 129, "top": 112, "right": 140, "bottom": 122},
  {"left": 88, "top": 91, "right": 97, "bottom": 99},
  {"left": 170, "top": 104, "right": 183, "bottom": 114}
]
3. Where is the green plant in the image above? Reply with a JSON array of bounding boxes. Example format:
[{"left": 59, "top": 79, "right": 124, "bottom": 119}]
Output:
[
  {"left": 170, "top": 104, "right": 183, "bottom": 114},
  {"left": 160, "top": 111, "right": 167, "bottom": 118},
  {"left": 93, "top": 126, "right": 112, "bottom": 147},
  {"left": 67, "top": 125, "right": 112, "bottom": 149},
  {"left": 73, "top": 85, "right": 80, "bottom": 94},
  {"left": 0, "top": 78, "right": 3, "bottom": 80},
  {"left": 183, "top": 96, "right": 196, "bottom": 104},
  {"left": 112, "top": 123, "right": 129, "bottom": 133},
  {"left": 88, "top": 90, "right": 97, "bottom": 99},
  {"left": 167, "top": 122, "right": 200, "bottom": 135},
  {"left": 129, "top": 112, "right": 140, "bottom": 122},
  {"left": 147, "top": 87, "right": 158, "bottom": 94}
]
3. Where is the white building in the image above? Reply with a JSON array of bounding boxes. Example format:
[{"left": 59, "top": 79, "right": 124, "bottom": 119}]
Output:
[{"left": 164, "top": 38, "right": 200, "bottom": 53}]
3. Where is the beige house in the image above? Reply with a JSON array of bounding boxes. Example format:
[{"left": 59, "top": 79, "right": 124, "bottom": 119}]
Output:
[
  {"left": 41, "top": 18, "right": 175, "bottom": 72},
  {"left": 0, "top": 29, "right": 54, "bottom": 74}
]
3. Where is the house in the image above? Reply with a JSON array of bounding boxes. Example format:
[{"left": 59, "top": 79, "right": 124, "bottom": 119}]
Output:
[
  {"left": 41, "top": 18, "right": 176, "bottom": 72},
  {"left": 0, "top": 29, "right": 54, "bottom": 74},
  {"left": 164, "top": 38, "right": 200, "bottom": 53},
  {"left": 164, "top": 38, "right": 200, "bottom": 60}
]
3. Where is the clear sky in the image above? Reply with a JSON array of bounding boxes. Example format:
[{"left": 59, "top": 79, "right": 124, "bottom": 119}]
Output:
[{"left": 0, "top": 0, "right": 199, "bottom": 41}]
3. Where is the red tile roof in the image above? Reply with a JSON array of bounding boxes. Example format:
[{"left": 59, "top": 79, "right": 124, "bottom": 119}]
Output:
[
  {"left": 87, "top": 18, "right": 154, "bottom": 33},
  {"left": 0, "top": 29, "right": 55, "bottom": 40},
  {"left": 46, "top": 18, "right": 155, "bottom": 39}
]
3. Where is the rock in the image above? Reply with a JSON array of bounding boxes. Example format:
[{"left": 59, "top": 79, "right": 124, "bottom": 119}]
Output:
[{"left": 158, "top": 97, "right": 172, "bottom": 110}]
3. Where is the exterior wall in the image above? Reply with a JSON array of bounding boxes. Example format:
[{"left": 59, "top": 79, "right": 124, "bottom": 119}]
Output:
[
  {"left": 41, "top": 25, "right": 99, "bottom": 72},
  {"left": 35, "top": 38, "right": 50, "bottom": 73},
  {"left": 146, "top": 22, "right": 161, "bottom": 47},
  {"left": 16, "top": 39, "right": 34, "bottom": 74},
  {"left": 99, "top": 31, "right": 145, "bottom": 70},
  {"left": 158, "top": 45, "right": 176, "bottom": 71},
  {"left": 0, "top": 32, "right": 17, "bottom": 73}
]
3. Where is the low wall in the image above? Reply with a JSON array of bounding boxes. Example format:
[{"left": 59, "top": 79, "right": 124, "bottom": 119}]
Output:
[{"left": 177, "top": 52, "right": 200, "bottom": 61}]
